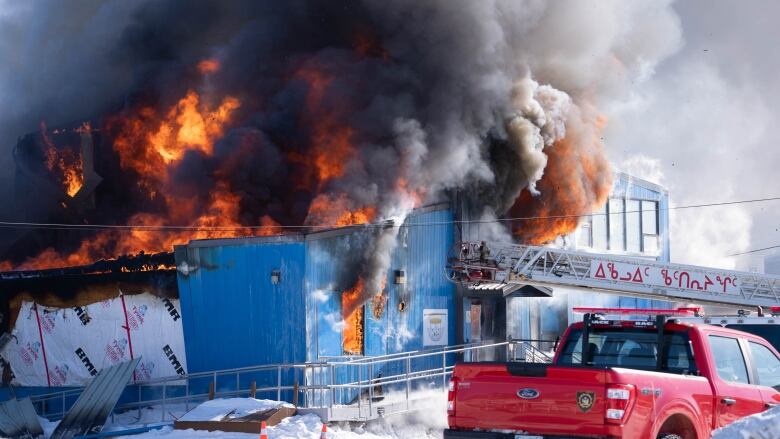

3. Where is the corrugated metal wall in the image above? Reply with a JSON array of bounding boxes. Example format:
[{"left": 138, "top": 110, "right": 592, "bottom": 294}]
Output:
[
  {"left": 389, "top": 207, "right": 456, "bottom": 353},
  {"left": 304, "top": 205, "right": 456, "bottom": 362},
  {"left": 177, "top": 205, "right": 455, "bottom": 378},
  {"left": 176, "top": 236, "right": 307, "bottom": 373}
]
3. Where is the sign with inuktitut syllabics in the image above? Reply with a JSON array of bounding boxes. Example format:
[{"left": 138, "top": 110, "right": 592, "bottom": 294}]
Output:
[{"left": 590, "top": 260, "right": 740, "bottom": 294}]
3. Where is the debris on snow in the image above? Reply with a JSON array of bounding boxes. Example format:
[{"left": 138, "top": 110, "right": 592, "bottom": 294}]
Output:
[{"left": 177, "top": 398, "right": 293, "bottom": 422}]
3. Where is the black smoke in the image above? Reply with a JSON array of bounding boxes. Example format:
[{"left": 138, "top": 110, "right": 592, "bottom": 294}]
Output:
[{"left": 0, "top": 1, "right": 683, "bottom": 308}]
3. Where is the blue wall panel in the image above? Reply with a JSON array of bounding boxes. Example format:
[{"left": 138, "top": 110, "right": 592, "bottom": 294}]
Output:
[
  {"left": 176, "top": 205, "right": 456, "bottom": 397},
  {"left": 389, "top": 208, "right": 456, "bottom": 354},
  {"left": 177, "top": 238, "right": 307, "bottom": 373}
]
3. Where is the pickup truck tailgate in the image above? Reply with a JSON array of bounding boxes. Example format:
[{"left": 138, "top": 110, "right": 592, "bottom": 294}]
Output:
[{"left": 451, "top": 363, "right": 608, "bottom": 436}]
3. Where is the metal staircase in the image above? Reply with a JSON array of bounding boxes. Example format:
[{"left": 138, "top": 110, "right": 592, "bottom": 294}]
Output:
[{"left": 448, "top": 241, "right": 780, "bottom": 307}]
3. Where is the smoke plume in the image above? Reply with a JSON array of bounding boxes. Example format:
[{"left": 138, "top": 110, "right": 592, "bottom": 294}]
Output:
[{"left": 0, "top": 1, "right": 683, "bottom": 310}]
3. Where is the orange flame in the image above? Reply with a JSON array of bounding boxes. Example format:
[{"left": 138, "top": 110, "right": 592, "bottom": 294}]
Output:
[
  {"left": 110, "top": 90, "right": 239, "bottom": 198},
  {"left": 41, "top": 123, "right": 84, "bottom": 197},
  {"left": 197, "top": 59, "right": 220, "bottom": 75},
  {"left": 306, "top": 193, "right": 376, "bottom": 228},
  {"left": 342, "top": 278, "right": 365, "bottom": 355},
  {"left": 6, "top": 88, "right": 251, "bottom": 270},
  {"left": 293, "top": 66, "right": 356, "bottom": 188},
  {"left": 510, "top": 113, "right": 612, "bottom": 244}
]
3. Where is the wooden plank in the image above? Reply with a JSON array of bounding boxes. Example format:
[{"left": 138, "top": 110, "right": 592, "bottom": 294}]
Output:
[{"left": 173, "top": 407, "right": 296, "bottom": 433}]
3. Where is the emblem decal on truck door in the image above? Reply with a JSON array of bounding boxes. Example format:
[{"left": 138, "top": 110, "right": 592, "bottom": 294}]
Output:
[
  {"left": 516, "top": 388, "right": 540, "bottom": 399},
  {"left": 577, "top": 391, "right": 595, "bottom": 412}
]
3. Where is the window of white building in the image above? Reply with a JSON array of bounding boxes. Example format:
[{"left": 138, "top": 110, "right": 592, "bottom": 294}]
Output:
[
  {"left": 608, "top": 198, "right": 625, "bottom": 251},
  {"left": 591, "top": 204, "right": 608, "bottom": 250},
  {"left": 579, "top": 198, "right": 660, "bottom": 255},
  {"left": 626, "top": 199, "right": 641, "bottom": 253},
  {"left": 641, "top": 200, "right": 659, "bottom": 254}
]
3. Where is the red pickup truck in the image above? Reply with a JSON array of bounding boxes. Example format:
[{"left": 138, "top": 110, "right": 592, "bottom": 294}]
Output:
[{"left": 445, "top": 308, "right": 780, "bottom": 439}]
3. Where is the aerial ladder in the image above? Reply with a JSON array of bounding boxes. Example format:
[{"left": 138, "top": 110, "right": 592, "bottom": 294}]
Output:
[{"left": 448, "top": 241, "right": 780, "bottom": 308}]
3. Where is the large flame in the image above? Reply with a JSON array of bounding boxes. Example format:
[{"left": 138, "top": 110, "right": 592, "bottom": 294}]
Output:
[
  {"left": 510, "top": 115, "right": 612, "bottom": 244},
  {"left": 8, "top": 62, "right": 382, "bottom": 270},
  {"left": 8, "top": 88, "right": 251, "bottom": 270},
  {"left": 113, "top": 90, "right": 240, "bottom": 189},
  {"left": 42, "top": 123, "right": 84, "bottom": 197},
  {"left": 342, "top": 278, "right": 365, "bottom": 355},
  {"left": 293, "top": 63, "right": 379, "bottom": 228}
]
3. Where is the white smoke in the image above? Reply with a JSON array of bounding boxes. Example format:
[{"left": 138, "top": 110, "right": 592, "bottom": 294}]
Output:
[{"left": 606, "top": 59, "right": 771, "bottom": 269}]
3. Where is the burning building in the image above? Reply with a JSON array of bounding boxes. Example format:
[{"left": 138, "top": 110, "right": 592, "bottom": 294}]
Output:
[
  {"left": 0, "top": 1, "right": 685, "bottom": 395},
  {"left": 174, "top": 204, "right": 454, "bottom": 373}
]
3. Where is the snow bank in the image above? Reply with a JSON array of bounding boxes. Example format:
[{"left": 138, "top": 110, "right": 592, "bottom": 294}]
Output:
[
  {"left": 712, "top": 405, "right": 780, "bottom": 439},
  {"left": 178, "top": 398, "right": 293, "bottom": 421}
]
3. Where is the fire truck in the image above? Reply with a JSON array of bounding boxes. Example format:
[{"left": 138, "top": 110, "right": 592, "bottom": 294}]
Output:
[
  {"left": 446, "top": 241, "right": 780, "bottom": 437},
  {"left": 446, "top": 306, "right": 780, "bottom": 439}
]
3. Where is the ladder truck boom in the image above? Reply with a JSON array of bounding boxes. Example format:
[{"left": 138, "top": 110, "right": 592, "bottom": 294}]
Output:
[{"left": 448, "top": 241, "right": 780, "bottom": 307}]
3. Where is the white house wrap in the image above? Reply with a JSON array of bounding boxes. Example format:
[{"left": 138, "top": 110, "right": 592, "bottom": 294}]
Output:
[{"left": 1, "top": 293, "right": 187, "bottom": 386}]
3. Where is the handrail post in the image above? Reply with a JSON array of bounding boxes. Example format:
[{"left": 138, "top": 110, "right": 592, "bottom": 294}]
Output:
[
  {"left": 138, "top": 385, "right": 142, "bottom": 419},
  {"left": 442, "top": 351, "right": 447, "bottom": 391},
  {"left": 277, "top": 366, "right": 282, "bottom": 401},
  {"left": 368, "top": 362, "right": 373, "bottom": 418},
  {"left": 330, "top": 365, "right": 336, "bottom": 407},
  {"left": 357, "top": 364, "right": 362, "bottom": 415},
  {"left": 320, "top": 364, "right": 325, "bottom": 408},
  {"left": 162, "top": 381, "right": 167, "bottom": 421},
  {"left": 405, "top": 356, "right": 410, "bottom": 411},
  {"left": 236, "top": 371, "right": 240, "bottom": 396}
]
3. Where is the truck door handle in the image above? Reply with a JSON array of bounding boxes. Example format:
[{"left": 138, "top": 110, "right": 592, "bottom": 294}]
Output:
[{"left": 721, "top": 398, "right": 736, "bottom": 406}]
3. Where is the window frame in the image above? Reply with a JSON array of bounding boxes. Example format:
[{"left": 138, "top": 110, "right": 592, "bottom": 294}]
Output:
[
  {"left": 707, "top": 335, "right": 752, "bottom": 385},
  {"left": 608, "top": 198, "right": 626, "bottom": 252},
  {"left": 579, "top": 198, "right": 660, "bottom": 255},
  {"left": 747, "top": 340, "right": 780, "bottom": 390},
  {"left": 640, "top": 200, "right": 659, "bottom": 254}
]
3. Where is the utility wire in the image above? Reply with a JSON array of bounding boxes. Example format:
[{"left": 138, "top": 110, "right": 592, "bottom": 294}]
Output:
[
  {"left": 0, "top": 196, "right": 777, "bottom": 233},
  {"left": 728, "top": 244, "right": 780, "bottom": 257}
]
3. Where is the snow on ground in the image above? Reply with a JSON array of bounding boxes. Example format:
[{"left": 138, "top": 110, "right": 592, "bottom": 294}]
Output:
[
  {"left": 95, "top": 391, "right": 447, "bottom": 438},
  {"left": 125, "top": 413, "right": 441, "bottom": 439},
  {"left": 712, "top": 405, "right": 780, "bottom": 439}
]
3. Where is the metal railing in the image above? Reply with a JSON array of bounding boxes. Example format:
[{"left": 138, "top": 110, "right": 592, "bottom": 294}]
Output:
[{"left": 29, "top": 339, "right": 552, "bottom": 422}]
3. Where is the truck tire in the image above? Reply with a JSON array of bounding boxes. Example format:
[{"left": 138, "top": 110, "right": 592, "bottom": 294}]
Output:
[{"left": 657, "top": 435, "right": 683, "bottom": 439}]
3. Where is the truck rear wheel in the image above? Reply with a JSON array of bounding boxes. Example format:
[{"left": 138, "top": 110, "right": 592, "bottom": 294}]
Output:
[{"left": 657, "top": 435, "right": 683, "bottom": 439}]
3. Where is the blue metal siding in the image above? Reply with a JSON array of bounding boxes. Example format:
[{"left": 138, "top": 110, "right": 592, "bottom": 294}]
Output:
[
  {"left": 175, "top": 205, "right": 455, "bottom": 401},
  {"left": 177, "top": 240, "right": 307, "bottom": 373},
  {"left": 305, "top": 230, "right": 372, "bottom": 360},
  {"left": 303, "top": 206, "right": 456, "bottom": 362},
  {"left": 390, "top": 208, "right": 456, "bottom": 354}
]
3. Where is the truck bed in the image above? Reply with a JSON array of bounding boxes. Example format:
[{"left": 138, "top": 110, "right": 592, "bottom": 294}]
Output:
[{"left": 447, "top": 361, "right": 714, "bottom": 438}]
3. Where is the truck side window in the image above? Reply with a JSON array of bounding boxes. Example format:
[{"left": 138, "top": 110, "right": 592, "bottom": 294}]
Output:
[
  {"left": 748, "top": 342, "right": 780, "bottom": 390},
  {"left": 708, "top": 335, "right": 749, "bottom": 384},
  {"left": 663, "top": 333, "right": 695, "bottom": 373}
]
